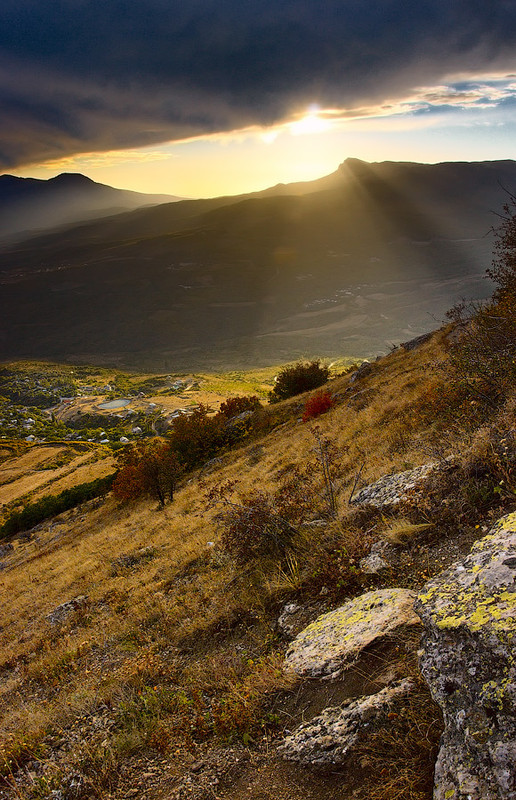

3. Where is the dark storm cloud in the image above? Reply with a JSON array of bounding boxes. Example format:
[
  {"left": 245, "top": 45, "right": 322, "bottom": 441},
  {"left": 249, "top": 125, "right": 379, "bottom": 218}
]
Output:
[{"left": 1, "top": 0, "right": 516, "bottom": 167}]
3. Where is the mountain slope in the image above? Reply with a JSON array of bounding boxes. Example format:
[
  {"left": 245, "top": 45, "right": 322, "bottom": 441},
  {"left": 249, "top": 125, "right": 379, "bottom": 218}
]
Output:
[
  {"left": 1, "top": 329, "right": 515, "bottom": 800},
  {"left": 0, "top": 159, "right": 515, "bottom": 368},
  {"left": 0, "top": 172, "right": 181, "bottom": 238}
]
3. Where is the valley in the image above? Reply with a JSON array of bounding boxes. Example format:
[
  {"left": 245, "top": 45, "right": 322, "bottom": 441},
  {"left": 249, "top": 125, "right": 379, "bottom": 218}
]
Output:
[{"left": 0, "top": 159, "right": 511, "bottom": 370}]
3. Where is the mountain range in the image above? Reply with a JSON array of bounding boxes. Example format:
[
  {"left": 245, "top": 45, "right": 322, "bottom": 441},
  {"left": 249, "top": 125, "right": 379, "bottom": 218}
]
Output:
[
  {"left": 0, "top": 172, "right": 180, "bottom": 239},
  {"left": 1, "top": 158, "right": 515, "bottom": 369}
]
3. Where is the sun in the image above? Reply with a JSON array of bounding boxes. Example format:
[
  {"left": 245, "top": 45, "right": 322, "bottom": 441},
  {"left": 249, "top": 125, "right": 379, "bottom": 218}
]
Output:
[{"left": 289, "top": 109, "right": 331, "bottom": 136}]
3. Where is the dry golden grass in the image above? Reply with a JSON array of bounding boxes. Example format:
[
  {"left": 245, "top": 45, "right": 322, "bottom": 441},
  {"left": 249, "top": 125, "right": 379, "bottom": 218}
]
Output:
[
  {"left": 0, "top": 331, "right": 467, "bottom": 797},
  {"left": 380, "top": 518, "right": 434, "bottom": 546}
]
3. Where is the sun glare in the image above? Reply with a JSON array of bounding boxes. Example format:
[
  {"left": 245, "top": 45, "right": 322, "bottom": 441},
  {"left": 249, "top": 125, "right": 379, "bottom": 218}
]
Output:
[{"left": 289, "top": 111, "right": 331, "bottom": 136}]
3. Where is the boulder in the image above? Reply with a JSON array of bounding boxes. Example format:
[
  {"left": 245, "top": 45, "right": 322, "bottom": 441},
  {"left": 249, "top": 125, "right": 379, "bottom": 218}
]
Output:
[
  {"left": 284, "top": 588, "right": 421, "bottom": 679},
  {"left": 278, "top": 679, "right": 414, "bottom": 765},
  {"left": 350, "top": 462, "right": 439, "bottom": 507},
  {"left": 415, "top": 512, "right": 516, "bottom": 800},
  {"left": 400, "top": 331, "right": 433, "bottom": 351}
]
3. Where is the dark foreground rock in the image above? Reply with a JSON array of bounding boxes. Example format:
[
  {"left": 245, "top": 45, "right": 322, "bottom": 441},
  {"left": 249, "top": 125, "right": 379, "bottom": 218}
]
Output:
[
  {"left": 278, "top": 679, "right": 414, "bottom": 765},
  {"left": 415, "top": 512, "right": 516, "bottom": 800}
]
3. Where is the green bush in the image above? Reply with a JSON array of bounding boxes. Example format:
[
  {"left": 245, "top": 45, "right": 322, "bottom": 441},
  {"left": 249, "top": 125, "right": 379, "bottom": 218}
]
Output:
[
  {"left": 0, "top": 474, "right": 115, "bottom": 538},
  {"left": 268, "top": 360, "right": 329, "bottom": 403}
]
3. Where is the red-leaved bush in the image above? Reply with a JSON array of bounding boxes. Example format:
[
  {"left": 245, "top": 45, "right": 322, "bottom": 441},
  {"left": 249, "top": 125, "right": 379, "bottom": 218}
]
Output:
[
  {"left": 113, "top": 442, "right": 182, "bottom": 506},
  {"left": 302, "top": 391, "right": 334, "bottom": 422}
]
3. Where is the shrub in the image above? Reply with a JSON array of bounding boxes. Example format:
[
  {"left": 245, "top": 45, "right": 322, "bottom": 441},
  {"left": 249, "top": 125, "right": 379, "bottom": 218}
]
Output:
[
  {"left": 302, "top": 390, "right": 334, "bottom": 422},
  {"left": 446, "top": 296, "right": 516, "bottom": 407},
  {"left": 268, "top": 360, "right": 329, "bottom": 403},
  {"left": 217, "top": 395, "right": 262, "bottom": 419},
  {"left": 207, "top": 432, "right": 344, "bottom": 565},
  {"left": 207, "top": 483, "right": 300, "bottom": 564}
]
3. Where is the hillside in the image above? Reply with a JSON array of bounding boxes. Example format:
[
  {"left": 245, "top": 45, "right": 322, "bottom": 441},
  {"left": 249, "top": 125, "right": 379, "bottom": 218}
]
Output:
[
  {"left": 1, "top": 319, "right": 516, "bottom": 799},
  {"left": 0, "top": 173, "right": 181, "bottom": 239},
  {"left": 1, "top": 159, "right": 515, "bottom": 369}
]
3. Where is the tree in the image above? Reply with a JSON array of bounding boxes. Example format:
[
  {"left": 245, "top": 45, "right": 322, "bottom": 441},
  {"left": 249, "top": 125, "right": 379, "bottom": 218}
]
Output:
[
  {"left": 447, "top": 192, "right": 516, "bottom": 406},
  {"left": 268, "top": 360, "right": 329, "bottom": 403},
  {"left": 217, "top": 395, "right": 261, "bottom": 419},
  {"left": 113, "top": 442, "right": 182, "bottom": 506},
  {"left": 487, "top": 192, "right": 516, "bottom": 301},
  {"left": 167, "top": 405, "right": 227, "bottom": 470}
]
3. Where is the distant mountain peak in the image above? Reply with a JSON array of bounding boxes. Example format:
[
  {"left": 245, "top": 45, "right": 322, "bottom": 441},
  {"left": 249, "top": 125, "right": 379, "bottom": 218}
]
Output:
[
  {"left": 0, "top": 172, "right": 182, "bottom": 238},
  {"left": 50, "top": 172, "right": 97, "bottom": 186}
]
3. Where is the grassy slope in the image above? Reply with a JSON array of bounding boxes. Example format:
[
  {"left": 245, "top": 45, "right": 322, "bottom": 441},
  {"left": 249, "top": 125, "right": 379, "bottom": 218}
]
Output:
[{"left": 0, "top": 332, "right": 514, "bottom": 800}]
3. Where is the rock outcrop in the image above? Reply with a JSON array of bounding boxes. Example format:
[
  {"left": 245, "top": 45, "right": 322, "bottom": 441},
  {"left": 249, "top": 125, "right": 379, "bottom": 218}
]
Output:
[
  {"left": 415, "top": 513, "right": 516, "bottom": 800},
  {"left": 46, "top": 595, "right": 88, "bottom": 625},
  {"left": 284, "top": 588, "right": 421, "bottom": 679},
  {"left": 350, "top": 462, "right": 440, "bottom": 507},
  {"left": 279, "top": 679, "right": 414, "bottom": 765}
]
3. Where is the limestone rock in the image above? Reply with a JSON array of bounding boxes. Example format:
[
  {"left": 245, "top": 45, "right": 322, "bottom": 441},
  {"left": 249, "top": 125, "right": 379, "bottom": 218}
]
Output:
[
  {"left": 349, "top": 361, "right": 372, "bottom": 383},
  {"left": 277, "top": 603, "right": 302, "bottom": 638},
  {"left": 46, "top": 596, "right": 88, "bottom": 625},
  {"left": 278, "top": 679, "right": 414, "bottom": 765},
  {"left": 359, "top": 551, "right": 390, "bottom": 575},
  {"left": 350, "top": 462, "right": 439, "bottom": 508},
  {"left": 415, "top": 512, "right": 516, "bottom": 800},
  {"left": 284, "top": 588, "right": 421, "bottom": 679}
]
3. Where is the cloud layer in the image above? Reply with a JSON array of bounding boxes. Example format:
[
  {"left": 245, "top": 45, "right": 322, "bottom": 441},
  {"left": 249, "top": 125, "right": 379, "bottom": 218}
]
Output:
[{"left": 2, "top": 0, "right": 516, "bottom": 168}]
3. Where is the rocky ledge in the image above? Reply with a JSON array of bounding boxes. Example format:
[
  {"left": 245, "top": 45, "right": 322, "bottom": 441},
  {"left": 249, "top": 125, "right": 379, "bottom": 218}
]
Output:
[
  {"left": 279, "top": 679, "right": 414, "bottom": 765},
  {"left": 351, "top": 461, "right": 442, "bottom": 508},
  {"left": 284, "top": 587, "right": 421, "bottom": 679},
  {"left": 416, "top": 512, "right": 516, "bottom": 800}
]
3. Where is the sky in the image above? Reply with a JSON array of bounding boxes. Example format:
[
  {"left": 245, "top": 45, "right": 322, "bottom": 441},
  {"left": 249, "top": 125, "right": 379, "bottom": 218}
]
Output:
[{"left": 3, "top": 0, "right": 516, "bottom": 198}]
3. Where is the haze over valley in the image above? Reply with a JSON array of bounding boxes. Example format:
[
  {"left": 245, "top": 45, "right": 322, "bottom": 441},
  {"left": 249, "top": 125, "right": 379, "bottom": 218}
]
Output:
[{"left": 0, "top": 157, "right": 512, "bottom": 369}]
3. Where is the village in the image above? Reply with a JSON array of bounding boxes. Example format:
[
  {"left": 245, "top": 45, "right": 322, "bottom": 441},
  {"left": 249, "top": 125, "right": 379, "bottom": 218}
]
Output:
[{"left": 0, "top": 364, "right": 256, "bottom": 447}]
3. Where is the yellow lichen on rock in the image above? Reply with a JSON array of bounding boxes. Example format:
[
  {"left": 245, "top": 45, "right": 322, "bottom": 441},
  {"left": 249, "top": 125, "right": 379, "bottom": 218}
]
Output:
[
  {"left": 415, "top": 514, "right": 516, "bottom": 800},
  {"left": 285, "top": 588, "right": 420, "bottom": 679}
]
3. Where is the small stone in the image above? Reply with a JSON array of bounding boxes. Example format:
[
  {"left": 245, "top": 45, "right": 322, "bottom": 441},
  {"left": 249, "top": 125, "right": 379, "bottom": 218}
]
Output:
[
  {"left": 46, "top": 596, "right": 88, "bottom": 625},
  {"left": 359, "top": 553, "right": 389, "bottom": 575}
]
